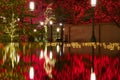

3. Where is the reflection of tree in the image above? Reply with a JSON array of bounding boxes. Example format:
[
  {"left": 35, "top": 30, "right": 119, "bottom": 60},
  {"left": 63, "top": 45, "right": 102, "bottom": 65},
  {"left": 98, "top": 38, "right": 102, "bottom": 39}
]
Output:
[
  {"left": 0, "top": 70, "right": 25, "bottom": 80},
  {"left": 0, "top": 43, "right": 25, "bottom": 79},
  {"left": 3, "top": 43, "right": 19, "bottom": 68},
  {"left": 43, "top": 43, "right": 56, "bottom": 79},
  {"left": 44, "top": 53, "right": 56, "bottom": 78}
]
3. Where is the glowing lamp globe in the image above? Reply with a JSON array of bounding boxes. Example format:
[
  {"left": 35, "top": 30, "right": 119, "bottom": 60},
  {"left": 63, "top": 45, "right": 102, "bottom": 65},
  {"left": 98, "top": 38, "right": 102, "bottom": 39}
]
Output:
[
  {"left": 29, "top": 1, "right": 35, "bottom": 11},
  {"left": 91, "top": 0, "right": 97, "bottom": 7}
]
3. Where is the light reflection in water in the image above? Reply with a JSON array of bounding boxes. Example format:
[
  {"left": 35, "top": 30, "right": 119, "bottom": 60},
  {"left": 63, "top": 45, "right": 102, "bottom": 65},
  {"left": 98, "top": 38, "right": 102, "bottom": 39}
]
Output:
[
  {"left": 49, "top": 51, "right": 53, "bottom": 59},
  {"left": 43, "top": 44, "right": 56, "bottom": 79},
  {"left": 29, "top": 66, "right": 34, "bottom": 79},
  {"left": 3, "top": 43, "right": 19, "bottom": 68},
  {"left": 39, "top": 49, "right": 44, "bottom": 59},
  {"left": 0, "top": 42, "right": 119, "bottom": 80},
  {"left": 56, "top": 44, "right": 60, "bottom": 53}
]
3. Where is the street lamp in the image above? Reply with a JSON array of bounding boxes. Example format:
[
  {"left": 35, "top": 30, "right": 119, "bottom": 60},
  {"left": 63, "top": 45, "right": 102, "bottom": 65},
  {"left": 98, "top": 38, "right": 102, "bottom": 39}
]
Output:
[
  {"left": 29, "top": 0, "right": 35, "bottom": 42},
  {"left": 59, "top": 22, "right": 64, "bottom": 54},
  {"left": 39, "top": 21, "right": 44, "bottom": 41},
  {"left": 59, "top": 22, "right": 63, "bottom": 42},
  {"left": 40, "top": 21, "right": 44, "bottom": 26},
  {"left": 90, "top": 0, "right": 96, "bottom": 80},
  {"left": 29, "top": 1, "right": 35, "bottom": 11},
  {"left": 49, "top": 20, "right": 53, "bottom": 60},
  {"left": 29, "top": 1, "right": 35, "bottom": 79},
  {"left": 91, "top": 0, "right": 96, "bottom": 42},
  {"left": 56, "top": 27, "right": 60, "bottom": 40},
  {"left": 91, "top": 0, "right": 97, "bottom": 7},
  {"left": 49, "top": 20, "right": 53, "bottom": 42}
]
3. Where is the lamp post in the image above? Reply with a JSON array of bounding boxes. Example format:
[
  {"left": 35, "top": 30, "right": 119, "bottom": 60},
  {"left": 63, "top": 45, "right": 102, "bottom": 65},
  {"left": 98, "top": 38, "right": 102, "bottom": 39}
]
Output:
[
  {"left": 40, "top": 21, "right": 44, "bottom": 41},
  {"left": 56, "top": 27, "right": 60, "bottom": 40},
  {"left": 49, "top": 21, "right": 53, "bottom": 59},
  {"left": 90, "top": 0, "right": 96, "bottom": 80},
  {"left": 49, "top": 21, "right": 53, "bottom": 42},
  {"left": 40, "top": 21, "right": 44, "bottom": 26},
  {"left": 91, "top": 0, "right": 96, "bottom": 42},
  {"left": 59, "top": 22, "right": 64, "bottom": 54},
  {"left": 29, "top": 1, "right": 35, "bottom": 80},
  {"left": 59, "top": 23, "right": 63, "bottom": 42},
  {"left": 29, "top": 1, "right": 35, "bottom": 11}
]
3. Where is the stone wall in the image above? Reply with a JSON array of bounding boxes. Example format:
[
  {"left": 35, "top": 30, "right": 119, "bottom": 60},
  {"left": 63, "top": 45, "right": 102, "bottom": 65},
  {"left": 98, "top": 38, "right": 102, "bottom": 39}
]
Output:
[
  {"left": 64, "top": 23, "right": 120, "bottom": 42},
  {"left": 63, "top": 23, "right": 120, "bottom": 54}
]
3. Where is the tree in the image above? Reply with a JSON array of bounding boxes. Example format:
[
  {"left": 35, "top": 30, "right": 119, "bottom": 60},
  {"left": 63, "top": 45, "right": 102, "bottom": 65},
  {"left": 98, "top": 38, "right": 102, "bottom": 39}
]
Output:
[{"left": 0, "top": 0, "right": 36, "bottom": 42}]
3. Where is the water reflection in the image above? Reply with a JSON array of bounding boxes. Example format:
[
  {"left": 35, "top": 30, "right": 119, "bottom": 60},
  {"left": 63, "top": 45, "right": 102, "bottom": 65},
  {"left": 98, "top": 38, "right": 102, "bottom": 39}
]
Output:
[
  {"left": 0, "top": 42, "right": 119, "bottom": 80},
  {"left": 3, "top": 43, "right": 19, "bottom": 68},
  {"left": 43, "top": 44, "right": 56, "bottom": 78}
]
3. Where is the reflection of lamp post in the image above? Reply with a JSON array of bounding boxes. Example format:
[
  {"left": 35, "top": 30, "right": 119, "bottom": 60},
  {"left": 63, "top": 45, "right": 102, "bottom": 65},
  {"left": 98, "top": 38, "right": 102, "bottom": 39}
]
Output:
[
  {"left": 29, "top": 66, "right": 34, "bottom": 79},
  {"left": 90, "top": 0, "right": 96, "bottom": 80},
  {"left": 49, "top": 50, "right": 53, "bottom": 59},
  {"left": 29, "top": 1, "right": 35, "bottom": 80}
]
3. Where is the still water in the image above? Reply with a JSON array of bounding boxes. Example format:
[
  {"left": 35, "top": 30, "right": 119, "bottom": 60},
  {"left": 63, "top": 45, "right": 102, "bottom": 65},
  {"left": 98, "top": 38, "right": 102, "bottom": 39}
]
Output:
[{"left": 0, "top": 42, "right": 119, "bottom": 80}]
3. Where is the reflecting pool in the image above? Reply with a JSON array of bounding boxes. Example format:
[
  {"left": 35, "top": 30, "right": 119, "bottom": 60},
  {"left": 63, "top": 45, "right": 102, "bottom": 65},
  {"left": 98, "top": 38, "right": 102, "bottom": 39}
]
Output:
[{"left": 0, "top": 42, "right": 119, "bottom": 80}]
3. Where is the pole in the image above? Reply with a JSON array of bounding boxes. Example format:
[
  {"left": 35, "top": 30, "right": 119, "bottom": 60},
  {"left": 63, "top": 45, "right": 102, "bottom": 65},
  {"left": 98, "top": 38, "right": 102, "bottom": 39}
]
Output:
[
  {"left": 61, "top": 25, "right": 63, "bottom": 42},
  {"left": 98, "top": 24, "right": 101, "bottom": 54},
  {"left": 91, "top": 7, "right": 96, "bottom": 42},
  {"left": 30, "top": 11, "right": 32, "bottom": 65},
  {"left": 69, "top": 25, "right": 71, "bottom": 43},
  {"left": 60, "top": 24, "right": 64, "bottom": 54},
  {"left": 91, "top": 7, "right": 96, "bottom": 72},
  {"left": 50, "top": 25, "right": 53, "bottom": 42}
]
